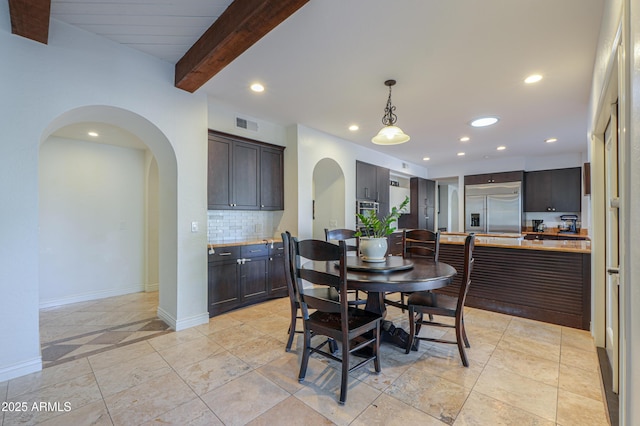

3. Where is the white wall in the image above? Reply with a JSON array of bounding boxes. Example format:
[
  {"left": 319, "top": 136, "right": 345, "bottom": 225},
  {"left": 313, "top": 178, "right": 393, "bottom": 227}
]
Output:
[
  {"left": 296, "top": 125, "right": 428, "bottom": 239},
  {"left": 312, "top": 158, "right": 346, "bottom": 239},
  {"left": 587, "top": 0, "right": 639, "bottom": 423},
  {"left": 0, "top": 5, "right": 208, "bottom": 381},
  {"left": 39, "top": 138, "right": 146, "bottom": 306}
]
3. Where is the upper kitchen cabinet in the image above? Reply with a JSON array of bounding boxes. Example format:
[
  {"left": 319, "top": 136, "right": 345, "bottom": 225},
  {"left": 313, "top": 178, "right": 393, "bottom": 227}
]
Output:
[
  {"left": 259, "top": 146, "right": 285, "bottom": 210},
  {"left": 524, "top": 167, "right": 581, "bottom": 212},
  {"left": 208, "top": 131, "right": 285, "bottom": 211},
  {"left": 398, "top": 177, "right": 436, "bottom": 231},
  {"left": 356, "top": 160, "right": 390, "bottom": 216},
  {"left": 464, "top": 170, "right": 524, "bottom": 185}
]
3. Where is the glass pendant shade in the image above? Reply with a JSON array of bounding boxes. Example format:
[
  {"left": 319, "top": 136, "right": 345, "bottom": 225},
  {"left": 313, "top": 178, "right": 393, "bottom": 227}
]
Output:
[
  {"left": 371, "top": 79, "right": 410, "bottom": 145},
  {"left": 372, "top": 125, "right": 410, "bottom": 145}
]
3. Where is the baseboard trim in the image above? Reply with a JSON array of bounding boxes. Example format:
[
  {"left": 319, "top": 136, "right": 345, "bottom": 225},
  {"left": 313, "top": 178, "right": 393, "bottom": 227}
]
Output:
[
  {"left": 0, "top": 357, "right": 42, "bottom": 382},
  {"left": 156, "top": 307, "right": 209, "bottom": 331},
  {"left": 39, "top": 285, "right": 145, "bottom": 309},
  {"left": 597, "top": 346, "right": 619, "bottom": 426},
  {"left": 145, "top": 282, "right": 159, "bottom": 292},
  {"left": 156, "top": 307, "right": 177, "bottom": 330}
]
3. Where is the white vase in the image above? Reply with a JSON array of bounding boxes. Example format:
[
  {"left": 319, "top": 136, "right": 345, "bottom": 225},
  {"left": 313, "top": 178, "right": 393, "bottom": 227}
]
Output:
[{"left": 359, "top": 237, "right": 388, "bottom": 262}]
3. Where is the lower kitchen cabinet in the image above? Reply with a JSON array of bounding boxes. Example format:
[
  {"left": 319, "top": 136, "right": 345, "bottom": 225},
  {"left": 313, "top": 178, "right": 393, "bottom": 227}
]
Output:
[
  {"left": 268, "top": 242, "right": 288, "bottom": 296},
  {"left": 208, "top": 242, "right": 287, "bottom": 317}
]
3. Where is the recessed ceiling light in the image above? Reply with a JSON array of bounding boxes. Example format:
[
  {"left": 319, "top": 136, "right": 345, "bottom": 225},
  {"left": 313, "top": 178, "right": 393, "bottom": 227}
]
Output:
[
  {"left": 460, "top": 136, "right": 470, "bottom": 142},
  {"left": 457, "top": 152, "right": 465, "bottom": 156},
  {"left": 497, "top": 146, "right": 506, "bottom": 151},
  {"left": 348, "top": 124, "right": 359, "bottom": 131},
  {"left": 524, "top": 74, "right": 543, "bottom": 84},
  {"left": 250, "top": 83, "right": 265, "bottom": 92},
  {"left": 422, "top": 157, "right": 430, "bottom": 161},
  {"left": 470, "top": 117, "right": 499, "bottom": 127},
  {"left": 88, "top": 131, "right": 99, "bottom": 137},
  {"left": 545, "top": 137, "right": 558, "bottom": 143}
]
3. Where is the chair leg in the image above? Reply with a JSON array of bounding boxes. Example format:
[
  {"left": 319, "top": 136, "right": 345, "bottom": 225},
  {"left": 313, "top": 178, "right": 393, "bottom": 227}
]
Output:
[
  {"left": 285, "top": 309, "right": 297, "bottom": 352},
  {"left": 374, "top": 323, "right": 381, "bottom": 373},
  {"left": 461, "top": 316, "right": 470, "bottom": 348},
  {"left": 455, "top": 319, "right": 469, "bottom": 367},
  {"left": 406, "top": 307, "right": 416, "bottom": 354},
  {"left": 298, "top": 329, "right": 311, "bottom": 382},
  {"left": 339, "top": 341, "right": 349, "bottom": 404}
]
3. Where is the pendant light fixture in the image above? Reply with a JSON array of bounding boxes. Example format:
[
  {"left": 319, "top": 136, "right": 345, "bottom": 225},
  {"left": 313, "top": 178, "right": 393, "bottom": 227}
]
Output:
[{"left": 372, "top": 79, "right": 410, "bottom": 145}]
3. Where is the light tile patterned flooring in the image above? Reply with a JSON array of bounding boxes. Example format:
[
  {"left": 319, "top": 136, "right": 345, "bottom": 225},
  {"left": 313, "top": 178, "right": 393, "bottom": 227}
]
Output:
[{"left": 1, "top": 292, "right": 610, "bottom": 425}]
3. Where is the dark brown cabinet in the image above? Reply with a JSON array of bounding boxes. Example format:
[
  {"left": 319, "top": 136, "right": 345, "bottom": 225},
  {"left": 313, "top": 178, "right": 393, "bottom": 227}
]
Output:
[
  {"left": 356, "top": 161, "right": 390, "bottom": 217},
  {"left": 524, "top": 167, "right": 581, "bottom": 212},
  {"left": 268, "top": 242, "right": 287, "bottom": 296},
  {"left": 208, "top": 130, "right": 285, "bottom": 211},
  {"left": 398, "top": 177, "right": 436, "bottom": 231},
  {"left": 387, "top": 232, "right": 403, "bottom": 256},
  {"left": 464, "top": 170, "right": 524, "bottom": 185},
  {"left": 260, "top": 146, "right": 285, "bottom": 210},
  {"left": 208, "top": 246, "right": 242, "bottom": 315},
  {"left": 208, "top": 242, "right": 287, "bottom": 317}
]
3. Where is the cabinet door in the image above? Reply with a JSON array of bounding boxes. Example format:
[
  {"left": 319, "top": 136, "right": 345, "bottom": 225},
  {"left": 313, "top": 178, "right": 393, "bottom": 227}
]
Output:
[
  {"left": 240, "top": 257, "right": 268, "bottom": 301},
  {"left": 208, "top": 136, "right": 233, "bottom": 209},
  {"left": 551, "top": 167, "right": 581, "bottom": 212},
  {"left": 356, "top": 161, "right": 377, "bottom": 200},
  {"left": 424, "top": 179, "right": 436, "bottom": 231},
  {"left": 208, "top": 260, "right": 240, "bottom": 316},
  {"left": 376, "top": 166, "right": 390, "bottom": 218},
  {"left": 268, "top": 251, "right": 287, "bottom": 296},
  {"left": 260, "top": 146, "right": 284, "bottom": 210},
  {"left": 232, "top": 142, "right": 260, "bottom": 210},
  {"left": 524, "top": 170, "right": 553, "bottom": 212}
]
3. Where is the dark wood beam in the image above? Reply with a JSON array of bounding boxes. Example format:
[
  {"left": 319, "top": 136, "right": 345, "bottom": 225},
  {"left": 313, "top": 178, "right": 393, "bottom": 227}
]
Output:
[
  {"left": 175, "top": 0, "right": 309, "bottom": 93},
  {"left": 8, "top": 0, "right": 51, "bottom": 44}
]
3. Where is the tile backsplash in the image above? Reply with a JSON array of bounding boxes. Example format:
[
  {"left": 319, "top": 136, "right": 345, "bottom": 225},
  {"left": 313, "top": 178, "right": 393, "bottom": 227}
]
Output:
[{"left": 207, "top": 210, "right": 282, "bottom": 242}]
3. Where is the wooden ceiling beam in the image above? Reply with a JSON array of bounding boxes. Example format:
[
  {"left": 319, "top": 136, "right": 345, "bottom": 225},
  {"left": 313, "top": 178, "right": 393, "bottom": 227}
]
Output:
[
  {"left": 8, "top": 0, "right": 51, "bottom": 44},
  {"left": 175, "top": 0, "right": 309, "bottom": 93}
]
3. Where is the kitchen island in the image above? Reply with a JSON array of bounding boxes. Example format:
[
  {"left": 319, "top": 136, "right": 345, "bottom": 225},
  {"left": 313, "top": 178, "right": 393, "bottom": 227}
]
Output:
[{"left": 437, "top": 233, "right": 591, "bottom": 329}]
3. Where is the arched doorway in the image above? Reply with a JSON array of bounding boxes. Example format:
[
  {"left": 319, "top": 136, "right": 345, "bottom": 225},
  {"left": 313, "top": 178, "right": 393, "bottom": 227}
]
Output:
[
  {"left": 39, "top": 106, "right": 178, "bottom": 327},
  {"left": 312, "top": 158, "right": 346, "bottom": 240}
]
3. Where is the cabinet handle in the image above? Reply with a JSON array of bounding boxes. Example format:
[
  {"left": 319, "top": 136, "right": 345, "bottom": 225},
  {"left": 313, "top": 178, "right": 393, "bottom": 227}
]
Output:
[
  {"left": 244, "top": 258, "right": 252, "bottom": 262},
  {"left": 237, "top": 259, "right": 242, "bottom": 264},
  {"left": 219, "top": 252, "right": 232, "bottom": 256},
  {"left": 277, "top": 247, "right": 284, "bottom": 251},
  {"left": 249, "top": 250, "right": 261, "bottom": 253},
  {"left": 261, "top": 204, "right": 264, "bottom": 208},
  {"left": 364, "top": 187, "right": 369, "bottom": 198}
]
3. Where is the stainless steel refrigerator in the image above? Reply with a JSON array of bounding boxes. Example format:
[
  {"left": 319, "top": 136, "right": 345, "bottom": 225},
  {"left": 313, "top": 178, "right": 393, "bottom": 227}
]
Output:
[{"left": 464, "top": 181, "right": 522, "bottom": 233}]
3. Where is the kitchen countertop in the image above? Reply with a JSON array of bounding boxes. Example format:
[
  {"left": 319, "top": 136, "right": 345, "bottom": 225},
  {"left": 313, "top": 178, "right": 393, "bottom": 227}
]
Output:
[
  {"left": 440, "top": 233, "right": 591, "bottom": 254},
  {"left": 208, "top": 237, "right": 282, "bottom": 249},
  {"left": 207, "top": 232, "right": 590, "bottom": 253}
]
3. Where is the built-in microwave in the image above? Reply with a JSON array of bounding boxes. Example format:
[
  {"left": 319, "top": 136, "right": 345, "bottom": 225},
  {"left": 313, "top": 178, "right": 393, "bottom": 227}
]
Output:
[{"left": 356, "top": 201, "right": 378, "bottom": 228}]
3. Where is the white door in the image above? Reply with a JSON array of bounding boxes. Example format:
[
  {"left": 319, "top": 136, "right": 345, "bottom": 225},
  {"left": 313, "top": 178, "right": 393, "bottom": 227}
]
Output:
[{"left": 604, "top": 107, "right": 620, "bottom": 393}]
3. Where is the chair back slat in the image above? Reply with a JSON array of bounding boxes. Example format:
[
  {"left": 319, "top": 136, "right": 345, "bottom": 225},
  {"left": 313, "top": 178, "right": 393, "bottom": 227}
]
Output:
[
  {"left": 403, "top": 229, "right": 440, "bottom": 261},
  {"left": 325, "top": 228, "right": 359, "bottom": 252},
  {"left": 292, "top": 237, "right": 348, "bottom": 318}
]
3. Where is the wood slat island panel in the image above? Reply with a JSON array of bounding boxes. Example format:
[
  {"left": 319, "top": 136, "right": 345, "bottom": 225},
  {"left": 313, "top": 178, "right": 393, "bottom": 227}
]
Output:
[{"left": 437, "top": 242, "right": 590, "bottom": 329}]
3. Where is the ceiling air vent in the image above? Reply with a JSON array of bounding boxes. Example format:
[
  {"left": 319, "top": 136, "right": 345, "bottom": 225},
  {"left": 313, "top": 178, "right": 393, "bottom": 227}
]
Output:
[{"left": 235, "top": 116, "right": 259, "bottom": 132}]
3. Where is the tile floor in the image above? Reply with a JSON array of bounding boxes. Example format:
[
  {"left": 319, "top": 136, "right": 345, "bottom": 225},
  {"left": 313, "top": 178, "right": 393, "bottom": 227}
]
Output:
[{"left": 1, "top": 292, "right": 610, "bottom": 425}]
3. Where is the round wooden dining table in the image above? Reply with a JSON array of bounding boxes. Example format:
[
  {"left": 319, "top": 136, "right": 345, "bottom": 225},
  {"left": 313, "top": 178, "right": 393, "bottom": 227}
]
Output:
[{"left": 302, "top": 256, "right": 457, "bottom": 317}]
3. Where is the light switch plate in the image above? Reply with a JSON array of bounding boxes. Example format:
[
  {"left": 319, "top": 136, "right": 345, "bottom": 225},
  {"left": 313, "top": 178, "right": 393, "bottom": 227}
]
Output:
[{"left": 191, "top": 221, "right": 199, "bottom": 233}]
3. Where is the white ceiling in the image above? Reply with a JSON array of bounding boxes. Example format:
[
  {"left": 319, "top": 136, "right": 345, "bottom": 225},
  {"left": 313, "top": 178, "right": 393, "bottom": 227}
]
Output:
[{"left": 50, "top": 0, "right": 605, "bottom": 169}]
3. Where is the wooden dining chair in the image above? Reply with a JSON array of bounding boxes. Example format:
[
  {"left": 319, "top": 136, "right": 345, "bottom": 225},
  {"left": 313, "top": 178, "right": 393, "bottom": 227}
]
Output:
[
  {"left": 324, "top": 228, "right": 367, "bottom": 307},
  {"left": 292, "top": 236, "right": 382, "bottom": 404},
  {"left": 282, "top": 231, "right": 339, "bottom": 352},
  {"left": 404, "top": 234, "right": 475, "bottom": 366},
  {"left": 384, "top": 229, "right": 440, "bottom": 311}
]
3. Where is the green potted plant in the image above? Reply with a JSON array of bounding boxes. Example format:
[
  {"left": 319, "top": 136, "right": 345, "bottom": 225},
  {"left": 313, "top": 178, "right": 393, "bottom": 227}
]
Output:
[{"left": 355, "top": 195, "right": 410, "bottom": 262}]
